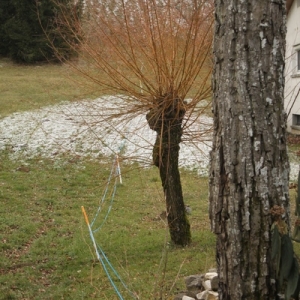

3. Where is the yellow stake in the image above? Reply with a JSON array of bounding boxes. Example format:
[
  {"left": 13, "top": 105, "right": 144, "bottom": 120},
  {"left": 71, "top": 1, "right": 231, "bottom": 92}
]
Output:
[{"left": 81, "top": 206, "right": 90, "bottom": 225}]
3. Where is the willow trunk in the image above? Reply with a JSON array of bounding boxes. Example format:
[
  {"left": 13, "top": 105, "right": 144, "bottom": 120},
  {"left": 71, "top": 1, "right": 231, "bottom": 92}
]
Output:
[
  {"left": 209, "top": 0, "right": 290, "bottom": 299},
  {"left": 147, "top": 97, "right": 191, "bottom": 246}
]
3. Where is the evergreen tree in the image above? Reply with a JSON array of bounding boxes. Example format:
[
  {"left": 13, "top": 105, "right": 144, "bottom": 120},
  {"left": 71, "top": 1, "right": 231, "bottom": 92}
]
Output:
[
  {"left": 0, "top": 0, "right": 15, "bottom": 56},
  {"left": 0, "top": 0, "right": 82, "bottom": 63}
]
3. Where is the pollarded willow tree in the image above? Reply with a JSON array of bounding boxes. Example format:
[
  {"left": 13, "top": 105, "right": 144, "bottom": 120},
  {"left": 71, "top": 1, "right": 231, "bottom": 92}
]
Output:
[
  {"left": 209, "top": 0, "right": 290, "bottom": 298},
  {"left": 55, "top": 0, "right": 213, "bottom": 246}
]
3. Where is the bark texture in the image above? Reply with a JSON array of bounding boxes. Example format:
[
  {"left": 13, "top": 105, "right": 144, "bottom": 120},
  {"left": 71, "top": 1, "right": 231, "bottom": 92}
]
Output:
[
  {"left": 209, "top": 0, "right": 289, "bottom": 299},
  {"left": 147, "top": 94, "right": 191, "bottom": 246}
]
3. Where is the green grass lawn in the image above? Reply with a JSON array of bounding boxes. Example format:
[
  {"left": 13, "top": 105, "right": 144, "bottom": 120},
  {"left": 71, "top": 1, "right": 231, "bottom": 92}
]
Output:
[
  {"left": 0, "top": 57, "right": 216, "bottom": 299},
  {"left": 0, "top": 153, "right": 215, "bottom": 299},
  {"left": 0, "top": 58, "right": 101, "bottom": 118},
  {"left": 2, "top": 58, "right": 300, "bottom": 299},
  {"left": 0, "top": 58, "right": 216, "bottom": 299}
]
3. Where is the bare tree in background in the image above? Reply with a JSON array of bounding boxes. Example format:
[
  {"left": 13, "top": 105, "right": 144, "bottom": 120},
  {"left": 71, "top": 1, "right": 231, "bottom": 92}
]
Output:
[
  {"left": 210, "top": 0, "right": 290, "bottom": 298},
  {"left": 55, "top": 0, "right": 213, "bottom": 246}
]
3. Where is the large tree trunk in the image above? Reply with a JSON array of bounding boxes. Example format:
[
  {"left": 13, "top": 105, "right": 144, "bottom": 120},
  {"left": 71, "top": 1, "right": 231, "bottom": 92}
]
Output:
[
  {"left": 147, "top": 94, "right": 191, "bottom": 246},
  {"left": 209, "top": 1, "right": 290, "bottom": 299}
]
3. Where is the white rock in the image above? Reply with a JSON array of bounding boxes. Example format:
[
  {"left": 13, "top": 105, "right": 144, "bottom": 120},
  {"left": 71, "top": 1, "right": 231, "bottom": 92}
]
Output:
[
  {"left": 206, "top": 291, "right": 219, "bottom": 300},
  {"left": 202, "top": 280, "right": 211, "bottom": 291},
  {"left": 196, "top": 290, "right": 208, "bottom": 299},
  {"left": 208, "top": 268, "right": 217, "bottom": 273},
  {"left": 205, "top": 272, "right": 218, "bottom": 280},
  {"left": 183, "top": 296, "right": 196, "bottom": 300},
  {"left": 208, "top": 291, "right": 218, "bottom": 296}
]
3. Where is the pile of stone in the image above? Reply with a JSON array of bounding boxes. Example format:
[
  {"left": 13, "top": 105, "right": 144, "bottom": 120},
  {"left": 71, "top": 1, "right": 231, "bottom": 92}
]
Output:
[{"left": 173, "top": 269, "right": 219, "bottom": 300}]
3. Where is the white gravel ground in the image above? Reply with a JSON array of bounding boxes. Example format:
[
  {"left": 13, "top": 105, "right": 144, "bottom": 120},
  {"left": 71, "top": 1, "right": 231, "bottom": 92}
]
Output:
[
  {"left": 0, "top": 96, "right": 212, "bottom": 176},
  {"left": 0, "top": 95, "right": 298, "bottom": 180}
]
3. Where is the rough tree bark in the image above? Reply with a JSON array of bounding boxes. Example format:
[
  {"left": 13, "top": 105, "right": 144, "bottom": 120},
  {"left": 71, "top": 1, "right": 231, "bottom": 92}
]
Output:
[
  {"left": 147, "top": 94, "right": 191, "bottom": 246},
  {"left": 209, "top": 0, "right": 290, "bottom": 299}
]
